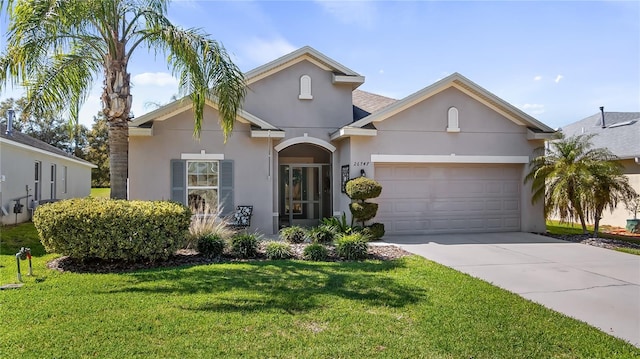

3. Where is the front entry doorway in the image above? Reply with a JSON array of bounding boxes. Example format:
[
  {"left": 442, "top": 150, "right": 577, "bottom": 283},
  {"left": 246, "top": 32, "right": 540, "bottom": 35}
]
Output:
[{"left": 279, "top": 164, "right": 331, "bottom": 228}]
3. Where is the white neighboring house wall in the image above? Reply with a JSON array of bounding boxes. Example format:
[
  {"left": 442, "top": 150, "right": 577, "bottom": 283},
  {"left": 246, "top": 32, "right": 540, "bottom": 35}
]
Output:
[{"left": 0, "top": 134, "right": 95, "bottom": 225}]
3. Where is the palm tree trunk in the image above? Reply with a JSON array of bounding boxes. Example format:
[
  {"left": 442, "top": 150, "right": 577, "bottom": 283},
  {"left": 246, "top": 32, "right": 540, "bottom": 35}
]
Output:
[
  {"left": 102, "top": 47, "right": 132, "bottom": 200},
  {"left": 108, "top": 122, "right": 128, "bottom": 199}
]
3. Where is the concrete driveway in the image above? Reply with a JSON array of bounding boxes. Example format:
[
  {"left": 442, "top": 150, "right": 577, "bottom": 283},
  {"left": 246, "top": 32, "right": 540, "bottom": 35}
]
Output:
[{"left": 383, "top": 232, "right": 640, "bottom": 347}]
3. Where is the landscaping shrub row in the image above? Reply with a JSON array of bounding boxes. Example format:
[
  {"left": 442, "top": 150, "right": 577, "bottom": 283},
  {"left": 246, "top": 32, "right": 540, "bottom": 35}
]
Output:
[{"left": 33, "top": 198, "right": 191, "bottom": 262}]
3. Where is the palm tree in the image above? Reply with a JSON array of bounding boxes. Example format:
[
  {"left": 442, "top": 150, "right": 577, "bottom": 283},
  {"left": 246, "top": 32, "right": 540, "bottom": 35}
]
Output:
[
  {"left": 0, "top": 0, "right": 245, "bottom": 199},
  {"left": 525, "top": 134, "right": 637, "bottom": 235},
  {"left": 583, "top": 160, "right": 636, "bottom": 237}
]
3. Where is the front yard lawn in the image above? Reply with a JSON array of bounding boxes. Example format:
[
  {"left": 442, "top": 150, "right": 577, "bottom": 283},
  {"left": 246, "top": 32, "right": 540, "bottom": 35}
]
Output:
[
  {"left": 546, "top": 220, "right": 640, "bottom": 255},
  {"left": 1, "top": 223, "right": 638, "bottom": 358}
]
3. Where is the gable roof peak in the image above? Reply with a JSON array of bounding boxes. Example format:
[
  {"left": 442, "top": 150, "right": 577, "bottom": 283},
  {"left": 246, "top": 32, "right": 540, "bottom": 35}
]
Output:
[{"left": 244, "top": 45, "right": 363, "bottom": 85}]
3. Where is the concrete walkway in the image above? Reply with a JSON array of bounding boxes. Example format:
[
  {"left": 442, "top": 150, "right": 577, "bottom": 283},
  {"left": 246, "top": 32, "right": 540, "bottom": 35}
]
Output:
[{"left": 383, "top": 232, "right": 640, "bottom": 347}]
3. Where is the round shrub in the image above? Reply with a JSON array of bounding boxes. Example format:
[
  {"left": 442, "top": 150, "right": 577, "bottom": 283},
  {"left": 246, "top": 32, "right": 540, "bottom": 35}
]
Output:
[
  {"left": 265, "top": 242, "right": 293, "bottom": 260},
  {"left": 230, "top": 233, "right": 259, "bottom": 258},
  {"left": 303, "top": 243, "right": 329, "bottom": 261},
  {"left": 33, "top": 198, "right": 191, "bottom": 261},
  {"left": 197, "top": 234, "right": 225, "bottom": 258},
  {"left": 367, "top": 223, "right": 385, "bottom": 240},
  {"left": 279, "top": 226, "right": 306, "bottom": 244},
  {"left": 345, "top": 177, "right": 382, "bottom": 200},
  {"left": 335, "top": 233, "right": 369, "bottom": 260},
  {"left": 308, "top": 225, "right": 336, "bottom": 244},
  {"left": 349, "top": 202, "right": 379, "bottom": 222}
]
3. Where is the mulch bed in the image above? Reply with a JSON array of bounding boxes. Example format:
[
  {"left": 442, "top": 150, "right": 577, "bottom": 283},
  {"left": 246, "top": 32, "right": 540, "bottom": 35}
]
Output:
[
  {"left": 543, "top": 233, "right": 640, "bottom": 251},
  {"left": 47, "top": 242, "right": 412, "bottom": 274}
]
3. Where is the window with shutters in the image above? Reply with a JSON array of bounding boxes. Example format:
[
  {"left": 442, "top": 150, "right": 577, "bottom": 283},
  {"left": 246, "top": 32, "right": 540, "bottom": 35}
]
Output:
[{"left": 186, "top": 161, "right": 218, "bottom": 212}]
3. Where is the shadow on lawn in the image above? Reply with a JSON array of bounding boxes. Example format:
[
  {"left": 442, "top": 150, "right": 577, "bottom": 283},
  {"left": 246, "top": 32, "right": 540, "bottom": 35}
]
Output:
[{"left": 104, "top": 259, "right": 428, "bottom": 313}]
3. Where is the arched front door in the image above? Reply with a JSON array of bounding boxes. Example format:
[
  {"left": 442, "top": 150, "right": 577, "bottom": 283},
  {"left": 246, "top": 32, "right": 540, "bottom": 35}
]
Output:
[{"left": 278, "top": 143, "right": 332, "bottom": 228}]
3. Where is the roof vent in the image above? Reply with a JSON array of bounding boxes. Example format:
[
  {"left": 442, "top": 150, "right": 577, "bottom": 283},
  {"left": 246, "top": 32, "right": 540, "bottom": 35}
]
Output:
[
  {"left": 600, "top": 106, "right": 605, "bottom": 128},
  {"left": 5, "top": 109, "right": 14, "bottom": 136},
  {"left": 607, "top": 120, "right": 637, "bottom": 129}
]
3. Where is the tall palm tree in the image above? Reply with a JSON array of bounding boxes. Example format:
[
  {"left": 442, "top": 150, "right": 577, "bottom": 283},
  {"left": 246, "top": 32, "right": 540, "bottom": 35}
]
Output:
[
  {"left": 525, "top": 134, "right": 636, "bottom": 235},
  {"left": 0, "top": 0, "right": 245, "bottom": 199}
]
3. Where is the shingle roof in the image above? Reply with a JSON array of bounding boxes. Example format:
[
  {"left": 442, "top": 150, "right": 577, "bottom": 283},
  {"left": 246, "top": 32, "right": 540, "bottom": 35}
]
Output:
[
  {"left": 560, "top": 112, "right": 640, "bottom": 159},
  {"left": 0, "top": 124, "right": 95, "bottom": 166},
  {"left": 352, "top": 90, "right": 397, "bottom": 114}
]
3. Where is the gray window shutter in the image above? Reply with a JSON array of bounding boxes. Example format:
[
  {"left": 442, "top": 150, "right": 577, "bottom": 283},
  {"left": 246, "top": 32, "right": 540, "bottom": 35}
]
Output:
[
  {"left": 219, "top": 160, "right": 234, "bottom": 216},
  {"left": 170, "top": 159, "right": 186, "bottom": 205}
]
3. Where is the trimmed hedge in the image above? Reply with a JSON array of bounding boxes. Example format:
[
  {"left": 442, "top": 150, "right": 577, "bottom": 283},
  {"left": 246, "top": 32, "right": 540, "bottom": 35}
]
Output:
[
  {"left": 345, "top": 177, "right": 382, "bottom": 200},
  {"left": 33, "top": 198, "right": 191, "bottom": 261},
  {"left": 348, "top": 202, "right": 379, "bottom": 222}
]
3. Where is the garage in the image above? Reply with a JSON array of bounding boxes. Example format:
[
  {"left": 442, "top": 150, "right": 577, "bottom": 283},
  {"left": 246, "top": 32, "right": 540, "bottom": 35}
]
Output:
[{"left": 374, "top": 163, "right": 522, "bottom": 235}]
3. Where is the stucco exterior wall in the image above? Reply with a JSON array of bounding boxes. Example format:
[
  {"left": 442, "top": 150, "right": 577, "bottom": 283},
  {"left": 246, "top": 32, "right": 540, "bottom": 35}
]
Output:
[
  {"left": 0, "top": 141, "right": 92, "bottom": 225},
  {"left": 345, "top": 87, "right": 546, "bottom": 233},
  {"left": 244, "top": 60, "right": 354, "bottom": 135},
  {"left": 129, "top": 106, "right": 278, "bottom": 233},
  {"left": 599, "top": 159, "right": 640, "bottom": 228}
]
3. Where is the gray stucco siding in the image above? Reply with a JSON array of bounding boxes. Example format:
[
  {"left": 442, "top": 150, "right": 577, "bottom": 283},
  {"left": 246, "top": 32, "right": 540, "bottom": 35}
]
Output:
[
  {"left": 129, "top": 107, "right": 275, "bottom": 232},
  {"left": 244, "top": 60, "right": 354, "bottom": 132}
]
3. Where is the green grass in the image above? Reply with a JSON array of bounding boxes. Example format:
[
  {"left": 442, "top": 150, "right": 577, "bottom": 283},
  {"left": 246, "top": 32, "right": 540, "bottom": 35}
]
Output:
[
  {"left": 1, "top": 223, "right": 638, "bottom": 358},
  {"left": 90, "top": 187, "right": 110, "bottom": 198}
]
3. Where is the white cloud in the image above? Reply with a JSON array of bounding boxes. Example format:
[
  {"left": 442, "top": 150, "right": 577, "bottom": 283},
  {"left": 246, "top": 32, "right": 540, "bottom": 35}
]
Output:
[
  {"left": 241, "top": 38, "right": 297, "bottom": 65},
  {"left": 554, "top": 74, "right": 564, "bottom": 83},
  {"left": 520, "top": 103, "right": 545, "bottom": 115},
  {"left": 534, "top": 75, "right": 542, "bottom": 81},
  {"left": 132, "top": 72, "right": 178, "bottom": 87},
  {"left": 314, "top": 0, "right": 377, "bottom": 29}
]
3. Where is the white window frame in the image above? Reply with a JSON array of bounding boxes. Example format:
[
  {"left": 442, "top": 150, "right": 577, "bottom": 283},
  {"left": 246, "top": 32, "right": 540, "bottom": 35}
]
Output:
[
  {"left": 34, "top": 161, "right": 41, "bottom": 201},
  {"left": 186, "top": 160, "right": 220, "bottom": 213},
  {"left": 447, "top": 106, "right": 460, "bottom": 132},
  {"left": 50, "top": 164, "right": 57, "bottom": 199},
  {"left": 62, "top": 166, "right": 68, "bottom": 194}
]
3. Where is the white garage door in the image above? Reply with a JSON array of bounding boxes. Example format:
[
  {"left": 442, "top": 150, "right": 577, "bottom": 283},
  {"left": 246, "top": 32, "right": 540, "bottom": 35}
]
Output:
[{"left": 374, "top": 164, "right": 522, "bottom": 235}]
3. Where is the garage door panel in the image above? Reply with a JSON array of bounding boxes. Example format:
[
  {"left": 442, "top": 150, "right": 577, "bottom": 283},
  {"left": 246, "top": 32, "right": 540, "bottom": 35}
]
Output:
[{"left": 375, "top": 164, "right": 522, "bottom": 235}]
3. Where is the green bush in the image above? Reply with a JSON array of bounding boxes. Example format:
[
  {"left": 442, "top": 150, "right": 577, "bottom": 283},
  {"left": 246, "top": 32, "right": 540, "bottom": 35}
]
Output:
[
  {"left": 230, "top": 233, "right": 259, "bottom": 258},
  {"left": 349, "top": 202, "right": 379, "bottom": 222},
  {"left": 33, "top": 198, "right": 191, "bottom": 261},
  {"left": 197, "top": 234, "right": 225, "bottom": 258},
  {"left": 279, "top": 226, "right": 306, "bottom": 244},
  {"left": 265, "top": 242, "right": 293, "bottom": 260},
  {"left": 307, "top": 225, "right": 336, "bottom": 244},
  {"left": 303, "top": 243, "right": 329, "bottom": 261},
  {"left": 345, "top": 177, "right": 382, "bottom": 200},
  {"left": 367, "top": 223, "right": 385, "bottom": 240},
  {"left": 335, "top": 233, "right": 369, "bottom": 260}
]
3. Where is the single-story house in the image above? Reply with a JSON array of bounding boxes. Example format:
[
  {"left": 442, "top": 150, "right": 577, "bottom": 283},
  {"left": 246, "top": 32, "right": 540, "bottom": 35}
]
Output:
[
  {"left": 0, "top": 122, "right": 96, "bottom": 225},
  {"left": 560, "top": 111, "right": 640, "bottom": 228},
  {"left": 129, "top": 46, "right": 555, "bottom": 235}
]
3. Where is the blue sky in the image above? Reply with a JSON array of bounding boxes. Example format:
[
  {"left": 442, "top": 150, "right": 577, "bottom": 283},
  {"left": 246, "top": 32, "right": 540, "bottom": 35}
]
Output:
[{"left": 1, "top": 0, "right": 639, "bottom": 130}]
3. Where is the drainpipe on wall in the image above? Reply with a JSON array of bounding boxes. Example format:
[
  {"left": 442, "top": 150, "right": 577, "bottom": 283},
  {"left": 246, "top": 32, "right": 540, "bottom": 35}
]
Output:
[{"left": 600, "top": 106, "right": 606, "bottom": 128}]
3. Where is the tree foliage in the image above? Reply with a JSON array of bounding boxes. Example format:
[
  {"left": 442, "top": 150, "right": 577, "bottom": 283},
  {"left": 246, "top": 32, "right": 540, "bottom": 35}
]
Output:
[
  {"left": 526, "top": 134, "right": 637, "bottom": 236},
  {"left": 1, "top": 0, "right": 246, "bottom": 199},
  {"left": 85, "top": 112, "right": 110, "bottom": 187}
]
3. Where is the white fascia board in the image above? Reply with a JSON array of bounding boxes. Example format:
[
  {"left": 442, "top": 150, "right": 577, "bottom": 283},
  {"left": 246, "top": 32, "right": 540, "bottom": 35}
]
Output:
[
  {"left": 526, "top": 129, "right": 556, "bottom": 140},
  {"left": 371, "top": 154, "right": 530, "bottom": 164},
  {"left": 181, "top": 152, "right": 224, "bottom": 160},
  {"left": 129, "top": 127, "right": 153, "bottom": 137},
  {"left": 250, "top": 130, "right": 286, "bottom": 138},
  {"left": 330, "top": 127, "right": 377, "bottom": 141},
  {"left": 1, "top": 138, "right": 97, "bottom": 168}
]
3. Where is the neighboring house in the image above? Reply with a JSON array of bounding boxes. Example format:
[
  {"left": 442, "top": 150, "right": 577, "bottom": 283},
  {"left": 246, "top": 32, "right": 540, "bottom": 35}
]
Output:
[
  {"left": 129, "top": 46, "right": 555, "bottom": 235},
  {"left": 560, "top": 111, "right": 640, "bottom": 228},
  {"left": 0, "top": 123, "right": 96, "bottom": 225}
]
